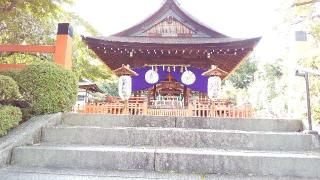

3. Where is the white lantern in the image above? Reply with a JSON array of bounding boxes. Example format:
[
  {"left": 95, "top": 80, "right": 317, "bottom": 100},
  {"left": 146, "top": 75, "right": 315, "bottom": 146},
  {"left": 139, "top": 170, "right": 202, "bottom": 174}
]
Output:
[
  {"left": 145, "top": 69, "right": 159, "bottom": 84},
  {"left": 208, "top": 76, "right": 221, "bottom": 100},
  {"left": 181, "top": 70, "right": 196, "bottom": 85},
  {"left": 118, "top": 75, "right": 132, "bottom": 100}
]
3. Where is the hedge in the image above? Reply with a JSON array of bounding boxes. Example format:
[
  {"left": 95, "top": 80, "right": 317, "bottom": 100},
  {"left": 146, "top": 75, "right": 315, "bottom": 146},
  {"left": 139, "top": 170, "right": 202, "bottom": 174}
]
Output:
[
  {"left": 0, "top": 105, "right": 22, "bottom": 136},
  {"left": 0, "top": 75, "right": 21, "bottom": 101},
  {"left": 0, "top": 70, "right": 20, "bottom": 81},
  {"left": 17, "top": 62, "right": 78, "bottom": 115}
]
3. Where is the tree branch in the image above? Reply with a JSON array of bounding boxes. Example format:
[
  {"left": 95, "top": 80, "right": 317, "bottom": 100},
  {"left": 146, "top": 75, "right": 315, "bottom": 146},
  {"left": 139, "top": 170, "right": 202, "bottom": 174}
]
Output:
[
  {"left": 0, "top": 0, "right": 17, "bottom": 12},
  {"left": 290, "top": 14, "right": 320, "bottom": 25},
  {"left": 291, "top": 0, "right": 320, "bottom": 7}
]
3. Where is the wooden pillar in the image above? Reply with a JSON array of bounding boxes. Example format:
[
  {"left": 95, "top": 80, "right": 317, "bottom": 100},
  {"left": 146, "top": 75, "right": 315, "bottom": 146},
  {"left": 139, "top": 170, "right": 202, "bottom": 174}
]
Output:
[
  {"left": 183, "top": 86, "right": 189, "bottom": 107},
  {"left": 153, "top": 85, "right": 157, "bottom": 100},
  {"left": 142, "top": 101, "right": 148, "bottom": 115},
  {"left": 187, "top": 103, "right": 193, "bottom": 116},
  {"left": 123, "top": 100, "right": 129, "bottom": 114},
  {"left": 147, "top": 89, "right": 151, "bottom": 105},
  {"left": 85, "top": 89, "right": 88, "bottom": 103},
  {"left": 54, "top": 23, "right": 73, "bottom": 69}
]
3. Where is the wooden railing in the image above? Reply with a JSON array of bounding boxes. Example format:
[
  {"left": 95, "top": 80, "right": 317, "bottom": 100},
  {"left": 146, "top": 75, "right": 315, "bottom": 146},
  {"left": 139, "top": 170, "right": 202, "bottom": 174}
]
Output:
[
  {"left": 76, "top": 103, "right": 124, "bottom": 115},
  {"left": 147, "top": 108, "right": 188, "bottom": 116},
  {"left": 190, "top": 104, "right": 252, "bottom": 118},
  {"left": 73, "top": 100, "right": 252, "bottom": 118},
  {"left": 128, "top": 101, "right": 146, "bottom": 115}
]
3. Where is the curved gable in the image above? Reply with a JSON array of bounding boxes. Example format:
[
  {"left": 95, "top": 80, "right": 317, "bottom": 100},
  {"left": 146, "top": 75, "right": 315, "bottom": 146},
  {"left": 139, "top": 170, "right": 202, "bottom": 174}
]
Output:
[
  {"left": 143, "top": 16, "right": 196, "bottom": 37},
  {"left": 114, "top": 0, "right": 228, "bottom": 38}
]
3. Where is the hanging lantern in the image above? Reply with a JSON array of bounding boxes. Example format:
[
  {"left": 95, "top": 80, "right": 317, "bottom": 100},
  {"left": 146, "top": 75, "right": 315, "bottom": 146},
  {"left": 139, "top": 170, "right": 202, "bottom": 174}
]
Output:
[
  {"left": 118, "top": 76, "right": 132, "bottom": 100},
  {"left": 207, "top": 76, "right": 221, "bottom": 100},
  {"left": 181, "top": 70, "right": 196, "bottom": 85},
  {"left": 202, "top": 65, "right": 227, "bottom": 100},
  {"left": 113, "top": 65, "right": 138, "bottom": 101},
  {"left": 145, "top": 69, "right": 159, "bottom": 84}
]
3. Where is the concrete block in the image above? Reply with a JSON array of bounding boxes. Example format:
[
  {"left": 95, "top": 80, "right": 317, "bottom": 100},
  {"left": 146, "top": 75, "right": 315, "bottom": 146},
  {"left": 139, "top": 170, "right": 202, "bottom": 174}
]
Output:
[
  {"left": 63, "top": 113, "right": 303, "bottom": 132},
  {"left": 11, "top": 145, "right": 155, "bottom": 171},
  {"left": 155, "top": 148, "right": 320, "bottom": 178},
  {"left": 0, "top": 166, "right": 202, "bottom": 180},
  {"left": 176, "top": 117, "right": 303, "bottom": 132},
  {"left": 0, "top": 166, "right": 315, "bottom": 180},
  {"left": 63, "top": 113, "right": 175, "bottom": 128},
  {"left": 42, "top": 126, "right": 320, "bottom": 151},
  {"left": 11, "top": 145, "right": 320, "bottom": 178}
]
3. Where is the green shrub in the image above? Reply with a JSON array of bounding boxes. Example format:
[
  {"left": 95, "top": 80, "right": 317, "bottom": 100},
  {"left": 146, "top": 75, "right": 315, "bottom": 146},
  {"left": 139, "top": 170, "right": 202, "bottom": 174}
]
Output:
[
  {"left": 20, "top": 107, "right": 33, "bottom": 122},
  {"left": 17, "top": 62, "right": 78, "bottom": 115},
  {"left": 0, "top": 105, "right": 22, "bottom": 136},
  {"left": 0, "top": 75, "right": 21, "bottom": 100},
  {"left": 0, "top": 70, "right": 21, "bottom": 81}
]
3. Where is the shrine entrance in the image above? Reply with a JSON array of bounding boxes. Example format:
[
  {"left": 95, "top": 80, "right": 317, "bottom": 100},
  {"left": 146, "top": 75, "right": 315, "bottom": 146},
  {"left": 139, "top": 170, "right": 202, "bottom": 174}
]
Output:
[{"left": 147, "top": 80, "right": 185, "bottom": 109}]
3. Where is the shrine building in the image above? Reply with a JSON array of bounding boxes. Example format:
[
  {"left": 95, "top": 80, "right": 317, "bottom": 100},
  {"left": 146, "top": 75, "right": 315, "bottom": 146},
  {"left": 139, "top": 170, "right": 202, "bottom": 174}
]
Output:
[{"left": 81, "top": 0, "right": 260, "bottom": 117}]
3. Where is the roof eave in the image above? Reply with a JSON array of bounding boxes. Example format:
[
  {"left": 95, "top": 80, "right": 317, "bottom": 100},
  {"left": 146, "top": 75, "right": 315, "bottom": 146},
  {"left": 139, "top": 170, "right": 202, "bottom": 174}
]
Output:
[{"left": 83, "top": 36, "right": 261, "bottom": 47}]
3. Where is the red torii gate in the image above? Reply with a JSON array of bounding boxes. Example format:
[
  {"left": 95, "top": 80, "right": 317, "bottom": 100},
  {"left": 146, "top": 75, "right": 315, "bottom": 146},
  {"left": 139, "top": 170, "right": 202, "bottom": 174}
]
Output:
[{"left": 0, "top": 23, "right": 73, "bottom": 70}]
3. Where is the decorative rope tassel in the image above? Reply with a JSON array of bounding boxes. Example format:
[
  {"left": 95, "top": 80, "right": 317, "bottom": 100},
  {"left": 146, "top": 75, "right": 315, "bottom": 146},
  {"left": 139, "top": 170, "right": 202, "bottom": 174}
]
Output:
[
  {"left": 167, "top": 66, "right": 171, "bottom": 72},
  {"left": 180, "top": 66, "right": 184, "bottom": 73}
]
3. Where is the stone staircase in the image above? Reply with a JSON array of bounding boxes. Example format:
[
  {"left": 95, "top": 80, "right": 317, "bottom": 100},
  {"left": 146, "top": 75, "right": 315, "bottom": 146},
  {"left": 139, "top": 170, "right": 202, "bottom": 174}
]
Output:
[{"left": 6, "top": 114, "right": 320, "bottom": 179}]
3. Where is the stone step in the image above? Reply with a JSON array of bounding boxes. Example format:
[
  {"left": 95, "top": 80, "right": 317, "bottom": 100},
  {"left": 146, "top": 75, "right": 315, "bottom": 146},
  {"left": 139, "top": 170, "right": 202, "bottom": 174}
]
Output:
[
  {"left": 42, "top": 126, "right": 320, "bottom": 151},
  {"left": 0, "top": 166, "right": 316, "bottom": 180},
  {"left": 11, "top": 145, "right": 320, "bottom": 178},
  {"left": 63, "top": 113, "right": 303, "bottom": 132}
]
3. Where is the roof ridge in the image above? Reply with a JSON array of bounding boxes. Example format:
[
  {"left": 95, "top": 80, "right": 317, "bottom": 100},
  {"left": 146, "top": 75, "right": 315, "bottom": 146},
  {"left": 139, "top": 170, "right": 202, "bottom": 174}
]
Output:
[{"left": 160, "top": 0, "right": 180, "bottom": 6}]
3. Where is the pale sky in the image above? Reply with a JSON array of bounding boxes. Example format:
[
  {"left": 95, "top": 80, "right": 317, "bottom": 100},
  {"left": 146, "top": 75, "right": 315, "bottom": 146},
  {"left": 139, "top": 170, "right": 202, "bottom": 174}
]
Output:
[{"left": 71, "top": 0, "right": 292, "bottom": 60}]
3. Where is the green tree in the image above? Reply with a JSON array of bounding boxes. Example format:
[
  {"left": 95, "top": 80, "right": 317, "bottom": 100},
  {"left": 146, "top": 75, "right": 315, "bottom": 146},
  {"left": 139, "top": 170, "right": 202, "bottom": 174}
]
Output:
[
  {"left": 72, "top": 35, "right": 113, "bottom": 81},
  {"left": 0, "top": 0, "right": 70, "bottom": 44},
  {"left": 0, "top": 0, "right": 112, "bottom": 81},
  {"left": 260, "top": 61, "right": 284, "bottom": 100},
  {"left": 227, "top": 58, "right": 258, "bottom": 89},
  {"left": 99, "top": 80, "right": 119, "bottom": 96}
]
